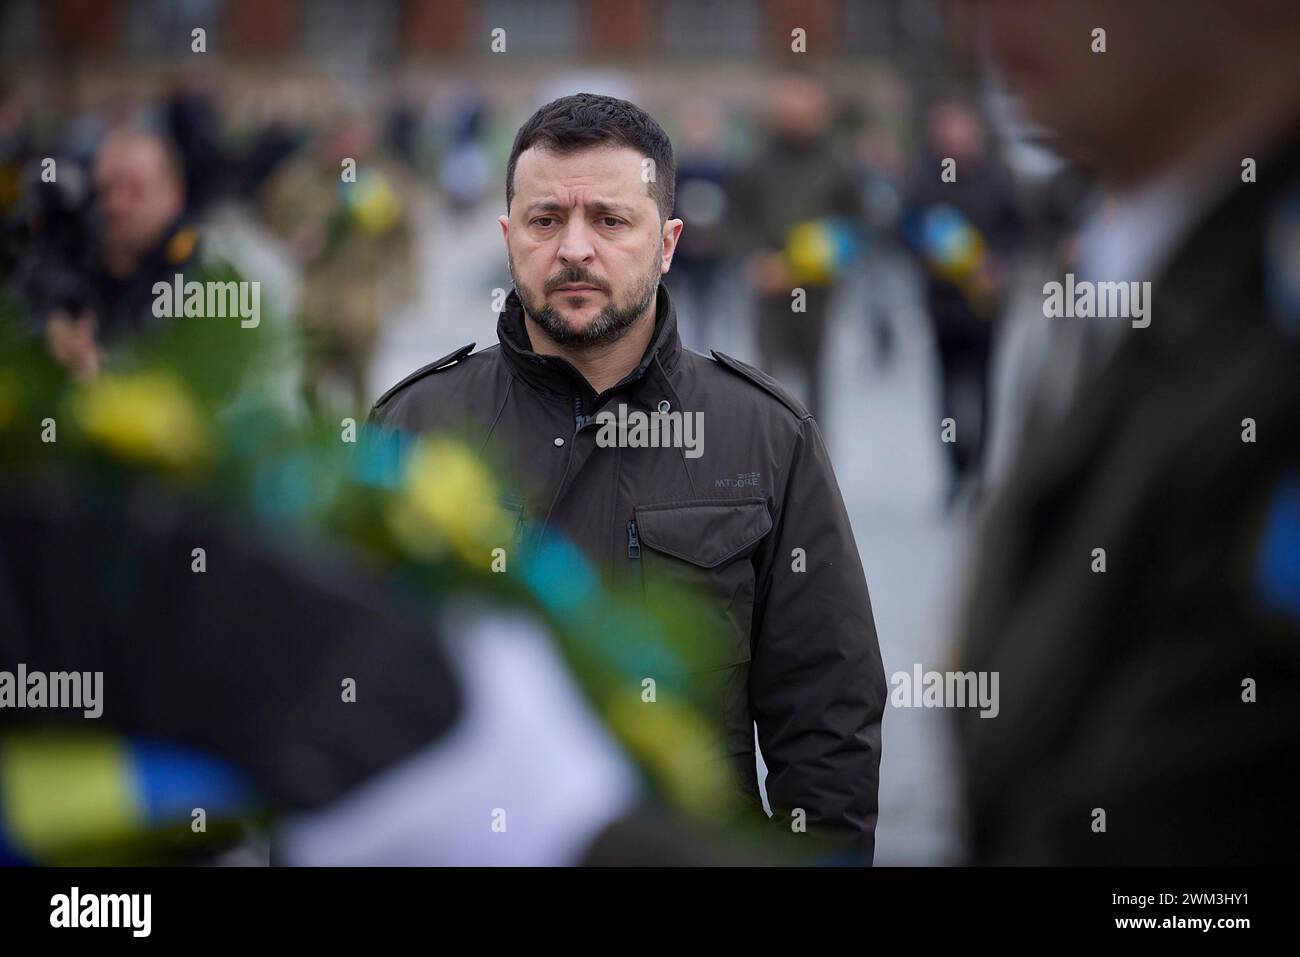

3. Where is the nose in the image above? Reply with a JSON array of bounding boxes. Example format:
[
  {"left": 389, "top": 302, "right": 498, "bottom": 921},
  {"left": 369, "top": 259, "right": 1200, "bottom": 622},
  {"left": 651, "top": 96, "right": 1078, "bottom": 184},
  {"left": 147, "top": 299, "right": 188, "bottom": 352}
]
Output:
[{"left": 555, "top": 218, "right": 596, "bottom": 268}]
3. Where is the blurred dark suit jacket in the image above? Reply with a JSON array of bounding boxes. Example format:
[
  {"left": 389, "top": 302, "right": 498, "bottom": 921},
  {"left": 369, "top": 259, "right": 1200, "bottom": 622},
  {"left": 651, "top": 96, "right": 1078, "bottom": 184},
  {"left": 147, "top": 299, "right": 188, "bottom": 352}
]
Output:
[{"left": 958, "top": 130, "right": 1300, "bottom": 864}]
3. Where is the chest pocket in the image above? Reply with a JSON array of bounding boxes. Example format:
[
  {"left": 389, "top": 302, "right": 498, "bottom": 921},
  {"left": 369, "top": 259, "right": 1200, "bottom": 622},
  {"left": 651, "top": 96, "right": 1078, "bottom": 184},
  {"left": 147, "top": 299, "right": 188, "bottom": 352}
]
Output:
[{"left": 632, "top": 498, "right": 772, "bottom": 669}]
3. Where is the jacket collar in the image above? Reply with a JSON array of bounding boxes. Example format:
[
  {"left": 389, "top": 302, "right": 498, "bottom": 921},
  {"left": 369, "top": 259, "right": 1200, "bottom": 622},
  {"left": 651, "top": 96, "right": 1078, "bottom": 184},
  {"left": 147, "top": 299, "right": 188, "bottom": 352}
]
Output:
[{"left": 496, "top": 282, "right": 684, "bottom": 401}]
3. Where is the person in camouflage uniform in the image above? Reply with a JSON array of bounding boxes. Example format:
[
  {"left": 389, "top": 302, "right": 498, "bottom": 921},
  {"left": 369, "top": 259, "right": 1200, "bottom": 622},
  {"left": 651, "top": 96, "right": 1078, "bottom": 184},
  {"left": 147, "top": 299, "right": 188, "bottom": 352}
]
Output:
[{"left": 261, "top": 112, "right": 416, "bottom": 413}]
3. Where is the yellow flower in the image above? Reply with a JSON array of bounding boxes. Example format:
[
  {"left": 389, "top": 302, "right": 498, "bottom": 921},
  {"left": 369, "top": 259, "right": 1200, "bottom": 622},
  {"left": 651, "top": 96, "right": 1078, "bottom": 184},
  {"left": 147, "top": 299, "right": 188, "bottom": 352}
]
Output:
[
  {"left": 786, "top": 220, "right": 837, "bottom": 286},
  {"left": 605, "top": 690, "right": 733, "bottom": 816},
  {"left": 352, "top": 172, "right": 402, "bottom": 235},
  {"left": 387, "top": 438, "right": 511, "bottom": 563},
  {"left": 72, "top": 372, "right": 210, "bottom": 471}
]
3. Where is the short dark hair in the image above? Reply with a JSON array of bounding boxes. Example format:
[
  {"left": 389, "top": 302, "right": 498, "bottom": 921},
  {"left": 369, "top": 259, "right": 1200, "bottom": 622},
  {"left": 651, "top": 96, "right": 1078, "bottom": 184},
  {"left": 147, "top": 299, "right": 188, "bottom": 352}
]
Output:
[{"left": 506, "top": 93, "right": 675, "bottom": 221}]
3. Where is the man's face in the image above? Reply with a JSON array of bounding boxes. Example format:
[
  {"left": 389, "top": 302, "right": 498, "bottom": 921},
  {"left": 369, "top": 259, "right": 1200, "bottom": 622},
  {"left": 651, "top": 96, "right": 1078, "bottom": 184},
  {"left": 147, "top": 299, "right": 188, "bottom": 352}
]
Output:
[
  {"left": 768, "top": 77, "right": 829, "bottom": 142},
  {"left": 501, "top": 143, "right": 682, "bottom": 347},
  {"left": 94, "top": 137, "right": 184, "bottom": 256},
  {"left": 929, "top": 103, "right": 985, "bottom": 165}
]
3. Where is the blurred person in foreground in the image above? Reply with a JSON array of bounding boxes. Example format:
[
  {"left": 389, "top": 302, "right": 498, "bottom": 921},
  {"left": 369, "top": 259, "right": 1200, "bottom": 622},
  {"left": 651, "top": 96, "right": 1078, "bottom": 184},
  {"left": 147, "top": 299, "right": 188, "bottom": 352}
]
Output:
[
  {"left": 731, "top": 74, "right": 865, "bottom": 420},
  {"left": 904, "top": 99, "right": 1021, "bottom": 510},
  {"left": 370, "top": 93, "right": 886, "bottom": 860},
  {"left": 14, "top": 127, "right": 199, "bottom": 380},
  {"left": 958, "top": 0, "right": 1300, "bottom": 864}
]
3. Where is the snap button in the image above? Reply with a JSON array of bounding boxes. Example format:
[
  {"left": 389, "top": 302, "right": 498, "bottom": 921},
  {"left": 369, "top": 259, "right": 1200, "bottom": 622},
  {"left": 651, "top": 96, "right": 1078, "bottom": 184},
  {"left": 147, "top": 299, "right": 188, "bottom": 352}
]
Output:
[
  {"left": 657, "top": 400, "right": 671, "bottom": 414},
  {"left": 554, "top": 437, "right": 564, "bottom": 447}
]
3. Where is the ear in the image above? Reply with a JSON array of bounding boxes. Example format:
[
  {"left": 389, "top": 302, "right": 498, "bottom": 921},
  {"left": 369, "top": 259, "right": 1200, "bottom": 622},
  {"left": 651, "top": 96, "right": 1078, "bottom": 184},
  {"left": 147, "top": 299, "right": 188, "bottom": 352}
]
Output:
[
  {"left": 659, "top": 217, "right": 684, "bottom": 273},
  {"left": 498, "top": 213, "right": 510, "bottom": 244}
]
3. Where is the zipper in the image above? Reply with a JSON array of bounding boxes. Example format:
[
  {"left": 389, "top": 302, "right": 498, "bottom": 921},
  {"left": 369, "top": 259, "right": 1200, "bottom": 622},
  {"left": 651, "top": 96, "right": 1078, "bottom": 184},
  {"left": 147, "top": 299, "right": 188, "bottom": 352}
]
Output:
[
  {"left": 627, "top": 518, "right": 641, "bottom": 559},
  {"left": 573, "top": 393, "right": 587, "bottom": 432}
]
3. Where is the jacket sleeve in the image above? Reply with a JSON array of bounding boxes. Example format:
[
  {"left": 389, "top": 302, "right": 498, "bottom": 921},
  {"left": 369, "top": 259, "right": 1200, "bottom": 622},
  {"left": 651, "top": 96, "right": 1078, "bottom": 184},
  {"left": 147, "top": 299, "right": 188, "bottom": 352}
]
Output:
[{"left": 750, "top": 416, "right": 886, "bottom": 861}]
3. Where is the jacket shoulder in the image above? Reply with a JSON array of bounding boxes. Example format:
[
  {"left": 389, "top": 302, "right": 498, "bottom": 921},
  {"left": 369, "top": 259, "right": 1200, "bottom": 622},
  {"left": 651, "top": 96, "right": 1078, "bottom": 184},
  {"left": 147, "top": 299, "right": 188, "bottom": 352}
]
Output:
[
  {"left": 372, "top": 343, "right": 478, "bottom": 410},
  {"left": 708, "top": 350, "right": 811, "bottom": 421}
]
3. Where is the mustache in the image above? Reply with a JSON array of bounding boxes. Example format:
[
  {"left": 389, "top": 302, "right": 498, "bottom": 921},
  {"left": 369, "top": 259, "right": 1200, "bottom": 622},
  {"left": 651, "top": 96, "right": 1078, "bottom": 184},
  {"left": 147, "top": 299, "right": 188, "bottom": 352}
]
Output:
[{"left": 544, "top": 268, "right": 610, "bottom": 294}]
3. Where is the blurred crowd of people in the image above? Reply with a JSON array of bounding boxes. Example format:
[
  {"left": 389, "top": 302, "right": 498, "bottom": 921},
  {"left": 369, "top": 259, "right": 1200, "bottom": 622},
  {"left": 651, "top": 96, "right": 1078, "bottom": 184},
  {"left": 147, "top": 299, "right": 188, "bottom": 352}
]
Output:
[{"left": 2, "top": 66, "right": 1093, "bottom": 499}]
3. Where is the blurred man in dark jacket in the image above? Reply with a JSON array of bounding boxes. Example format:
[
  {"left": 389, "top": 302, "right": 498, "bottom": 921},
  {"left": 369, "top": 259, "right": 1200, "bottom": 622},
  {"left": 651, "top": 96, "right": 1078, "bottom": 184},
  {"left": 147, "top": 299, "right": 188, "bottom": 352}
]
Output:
[
  {"left": 905, "top": 99, "right": 1021, "bottom": 508},
  {"left": 669, "top": 99, "right": 733, "bottom": 351},
  {"left": 732, "top": 74, "right": 864, "bottom": 420},
  {"left": 959, "top": 0, "right": 1300, "bottom": 865},
  {"left": 14, "top": 127, "right": 197, "bottom": 379}
]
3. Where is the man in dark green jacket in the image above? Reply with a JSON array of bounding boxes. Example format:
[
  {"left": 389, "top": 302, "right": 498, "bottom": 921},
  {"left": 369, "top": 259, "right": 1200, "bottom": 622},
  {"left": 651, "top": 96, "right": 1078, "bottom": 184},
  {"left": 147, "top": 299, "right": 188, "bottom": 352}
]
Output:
[{"left": 371, "top": 93, "right": 886, "bottom": 860}]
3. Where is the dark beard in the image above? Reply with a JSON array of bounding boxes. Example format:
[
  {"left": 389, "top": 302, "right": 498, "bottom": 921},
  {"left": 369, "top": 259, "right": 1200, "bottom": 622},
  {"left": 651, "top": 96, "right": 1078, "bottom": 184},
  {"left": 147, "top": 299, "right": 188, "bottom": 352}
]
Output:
[{"left": 512, "top": 256, "right": 660, "bottom": 348}]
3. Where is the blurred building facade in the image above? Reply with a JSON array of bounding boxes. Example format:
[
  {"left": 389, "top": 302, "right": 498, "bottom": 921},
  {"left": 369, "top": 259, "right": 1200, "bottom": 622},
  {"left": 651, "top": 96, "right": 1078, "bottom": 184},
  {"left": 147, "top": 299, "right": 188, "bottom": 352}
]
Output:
[{"left": 2, "top": 0, "right": 948, "bottom": 63}]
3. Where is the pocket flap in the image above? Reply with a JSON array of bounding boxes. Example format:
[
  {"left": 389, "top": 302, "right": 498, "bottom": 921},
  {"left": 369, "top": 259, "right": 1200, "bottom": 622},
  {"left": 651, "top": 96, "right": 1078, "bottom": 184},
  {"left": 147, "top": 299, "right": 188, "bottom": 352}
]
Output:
[{"left": 634, "top": 498, "right": 772, "bottom": 568}]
